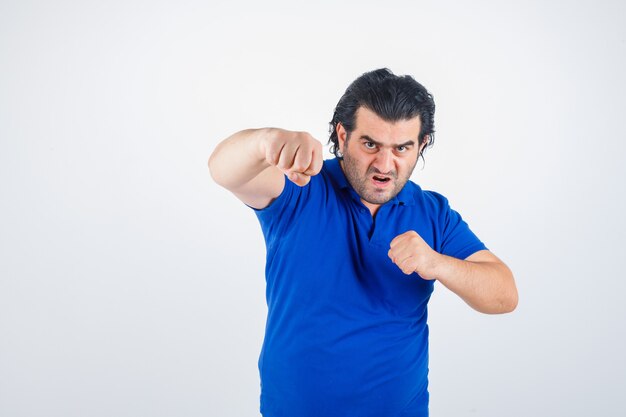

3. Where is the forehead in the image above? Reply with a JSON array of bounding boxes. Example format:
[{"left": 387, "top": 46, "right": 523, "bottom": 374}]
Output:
[{"left": 352, "top": 106, "right": 422, "bottom": 144}]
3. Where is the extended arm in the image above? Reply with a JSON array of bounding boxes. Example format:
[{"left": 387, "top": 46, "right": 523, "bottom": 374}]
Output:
[
  {"left": 208, "top": 128, "right": 323, "bottom": 209},
  {"left": 389, "top": 231, "right": 518, "bottom": 314}
]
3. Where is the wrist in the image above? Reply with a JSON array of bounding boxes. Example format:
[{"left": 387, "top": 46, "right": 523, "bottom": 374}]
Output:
[{"left": 429, "top": 252, "right": 449, "bottom": 281}]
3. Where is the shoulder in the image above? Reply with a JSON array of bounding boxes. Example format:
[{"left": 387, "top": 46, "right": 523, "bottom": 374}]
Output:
[
  {"left": 403, "top": 180, "right": 450, "bottom": 211},
  {"left": 422, "top": 189, "right": 451, "bottom": 209},
  {"left": 258, "top": 164, "right": 335, "bottom": 214}
]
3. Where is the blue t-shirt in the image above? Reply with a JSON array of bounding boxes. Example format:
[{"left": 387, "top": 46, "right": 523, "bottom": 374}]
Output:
[{"left": 253, "top": 158, "right": 487, "bottom": 417}]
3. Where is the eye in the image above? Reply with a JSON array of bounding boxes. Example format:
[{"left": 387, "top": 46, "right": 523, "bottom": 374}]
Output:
[
  {"left": 396, "top": 145, "right": 407, "bottom": 153},
  {"left": 364, "top": 141, "right": 376, "bottom": 150}
]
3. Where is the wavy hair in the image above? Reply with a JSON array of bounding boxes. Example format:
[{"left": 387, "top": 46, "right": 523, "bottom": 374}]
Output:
[{"left": 328, "top": 68, "right": 435, "bottom": 163}]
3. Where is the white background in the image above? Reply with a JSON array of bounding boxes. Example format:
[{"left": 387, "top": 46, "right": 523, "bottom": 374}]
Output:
[{"left": 1, "top": 0, "right": 625, "bottom": 416}]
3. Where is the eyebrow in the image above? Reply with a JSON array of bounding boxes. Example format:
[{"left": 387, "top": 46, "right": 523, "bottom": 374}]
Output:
[{"left": 359, "top": 135, "right": 416, "bottom": 148}]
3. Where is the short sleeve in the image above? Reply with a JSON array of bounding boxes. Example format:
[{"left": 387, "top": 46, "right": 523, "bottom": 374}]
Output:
[
  {"left": 252, "top": 174, "right": 309, "bottom": 246},
  {"left": 437, "top": 193, "right": 488, "bottom": 260},
  {"left": 253, "top": 174, "right": 296, "bottom": 218}
]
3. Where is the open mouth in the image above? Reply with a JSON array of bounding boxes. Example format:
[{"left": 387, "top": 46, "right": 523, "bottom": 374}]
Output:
[{"left": 372, "top": 175, "right": 391, "bottom": 185}]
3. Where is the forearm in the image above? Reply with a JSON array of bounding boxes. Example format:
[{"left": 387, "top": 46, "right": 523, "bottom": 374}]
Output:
[
  {"left": 433, "top": 254, "right": 518, "bottom": 314},
  {"left": 208, "top": 128, "right": 272, "bottom": 191}
]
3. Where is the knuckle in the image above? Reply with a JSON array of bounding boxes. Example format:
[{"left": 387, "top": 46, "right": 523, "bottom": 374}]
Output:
[
  {"left": 291, "top": 160, "right": 307, "bottom": 173},
  {"left": 266, "top": 152, "right": 278, "bottom": 165}
]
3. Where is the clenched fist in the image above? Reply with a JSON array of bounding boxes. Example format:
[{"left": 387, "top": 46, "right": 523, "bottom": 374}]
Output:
[
  {"left": 262, "top": 128, "right": 324, "bottom": 187},
  {"left": 388, "top": 231, "right": 442, "bottom": 280}
]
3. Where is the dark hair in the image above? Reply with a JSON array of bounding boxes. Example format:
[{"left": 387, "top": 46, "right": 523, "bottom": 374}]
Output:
[{"left": 328, "top": 68, "right": 435, "bottom": 162}]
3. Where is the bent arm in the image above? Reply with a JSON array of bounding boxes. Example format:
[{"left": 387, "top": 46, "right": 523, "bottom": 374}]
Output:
[
  {"left": 389, "top": 232, "right": 518, "bottom": 314},
  {"left": 208, "top": 128, "right": 323, "bottom": 209},
  {"left": 435, "top": 250, "right": 518, "bottom": 314}
]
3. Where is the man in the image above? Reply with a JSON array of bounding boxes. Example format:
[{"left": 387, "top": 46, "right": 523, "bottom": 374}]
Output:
[{"left": 208, "top": 68, "right": 518, "bottom": 417}]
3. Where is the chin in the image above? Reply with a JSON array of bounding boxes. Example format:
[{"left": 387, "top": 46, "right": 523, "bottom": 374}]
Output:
[{"left": 364, "top": 192, "right": 394, "bottom": 205}]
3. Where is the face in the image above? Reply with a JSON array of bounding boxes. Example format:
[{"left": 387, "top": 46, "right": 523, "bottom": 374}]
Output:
[{"left": 337, "top": 107, "right": 426, "bottom": 213}]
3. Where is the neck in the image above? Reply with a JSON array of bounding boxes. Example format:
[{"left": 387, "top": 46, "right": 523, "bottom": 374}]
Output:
[{"left": 362, "top": 200, "right": 380, "bottom": 217}]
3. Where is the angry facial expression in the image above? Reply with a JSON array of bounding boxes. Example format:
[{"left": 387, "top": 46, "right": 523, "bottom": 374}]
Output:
[{"left": 337, "top": 107, "right": 426, "bottom": 214}]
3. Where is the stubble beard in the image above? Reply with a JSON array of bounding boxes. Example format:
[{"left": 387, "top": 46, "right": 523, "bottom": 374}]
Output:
[{"left": 341, "top": 150, "right": 417, "bottom": 205}]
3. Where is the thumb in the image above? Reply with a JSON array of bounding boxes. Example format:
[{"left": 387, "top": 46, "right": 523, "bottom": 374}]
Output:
[{"left": 288, "top": 171, "right": 311, "bottom": 187}]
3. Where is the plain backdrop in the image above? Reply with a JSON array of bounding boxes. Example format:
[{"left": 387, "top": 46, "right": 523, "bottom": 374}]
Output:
[{"left": 1, "top": 0, "right": 625, "bottom": 416}]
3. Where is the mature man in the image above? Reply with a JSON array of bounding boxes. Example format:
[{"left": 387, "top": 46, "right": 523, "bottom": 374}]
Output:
[{"left": 209, "top": 68, "right": 518, "bottom": 417}]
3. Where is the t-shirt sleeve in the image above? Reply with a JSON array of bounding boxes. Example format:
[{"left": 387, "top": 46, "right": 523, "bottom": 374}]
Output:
[
  {"left": 436, "top": 193, "right": 488, "bottom": 260},
  {"left": 251, "top": 174, "right": 307, "bottom": 244}
]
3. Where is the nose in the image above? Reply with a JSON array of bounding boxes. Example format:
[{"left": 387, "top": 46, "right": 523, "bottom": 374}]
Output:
[{"left": 373, "top": 149, "right": 395, "bottom": 175}]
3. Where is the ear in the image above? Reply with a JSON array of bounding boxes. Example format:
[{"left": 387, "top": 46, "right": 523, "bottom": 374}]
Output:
[{"left": 337, "top": 122, "right": 348, "bottom": 154}]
